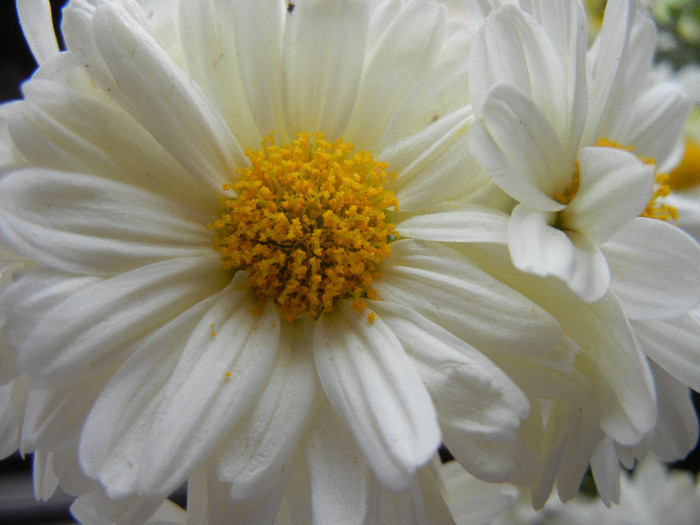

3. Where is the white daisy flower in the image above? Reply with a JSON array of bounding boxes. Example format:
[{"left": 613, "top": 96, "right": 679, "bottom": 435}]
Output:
[
  {"left": 468, "top": 0, "right": 698, "bottom": 305},
  {"left": 0, "top": 0, "right": 565, "bottom": 521}
]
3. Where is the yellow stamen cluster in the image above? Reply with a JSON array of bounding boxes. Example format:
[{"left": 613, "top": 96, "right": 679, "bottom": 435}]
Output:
[
  {"left": 596, "top": 138, "right": 678, "bottom": 224},
  {"left": 210, "top": 132, "right": 398, "bottom": 321}
]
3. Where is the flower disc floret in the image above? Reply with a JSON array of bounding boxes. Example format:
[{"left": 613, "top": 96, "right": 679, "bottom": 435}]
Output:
[{"left": 211, "top": 132, "right": 398, "bottom": 321}]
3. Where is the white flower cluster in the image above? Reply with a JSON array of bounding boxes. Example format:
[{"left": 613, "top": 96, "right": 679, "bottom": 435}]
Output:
[{"left": 0, "top": 0, "right": 698, "bottom": 523}]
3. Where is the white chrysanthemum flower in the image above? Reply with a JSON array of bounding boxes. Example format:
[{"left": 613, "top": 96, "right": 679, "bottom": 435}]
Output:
[
  {"left": 468, "top": 0, "right": 697, "bottom": 304},
  {"left": 0, "top": 0, "right": 568, "bottom": 521}
]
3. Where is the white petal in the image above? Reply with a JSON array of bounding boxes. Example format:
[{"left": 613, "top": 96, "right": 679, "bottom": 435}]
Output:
[
  {"left": 281, "top": 0, "right": 369, "bottom": 140},
  {"left": 583, "top": 0, "right": 635, "bottom": 144},
  {"left": 633, "top": 311, "right": 700, "bottom": 392},
  {"left": 384, "top": 108, "right": 487, "bottom": 211},
  {"left": 313, "top": 302, "right": 440, "bottom": 491},
  {"left": 508, "top": 204, "right": 610, "bottom": 302},
  {"left": 563, "top": 147, "right": 654, "bottom": 243},
  {"left": 92, "top": 3, "right": 244, "bottom": 189},
  {"left": 0, "top": 376, "right": 26, "bottom": 459},
  {"left": 302, "top": 403, "right": 372, "bottom": 525},
  {"left": 70, "top": 490, "right": 163, "bottom": 525},
  {"left": 603, "top": 218, "right": 700, "bottom": 319},
  {"left": 371, "top": 301, "right": 529, "bottom": 481},
  {"left": 617, "top": 82, "right": 690, "bottom": 172},
  {"left": 13, "top": 257, "right": 226, "bottom": 384},
  {"left": 590, "top": 437, "right": 620, "bottom": 507},
  {"left": 78, "top": 298, "right": 216, "bottom": 497},
  {"left": 571, "top": 294, "right": 657, "bottom": 444},
  {"left": 219, "top": 319, "right": 319, "bottom": 500},
  {"left": 178, "top": 0, "right": 280, "bottom": 148},
  {"left": 12, "top": 75, "right": 218, "bottom": 210},
  {"left": 188, "top": 458, "right": 286, "bottom": 525},
  {"left": 469, "top": 85, "right": 570, "bottom": 211},
  {"left": 377, "top": 239, "right": 563, "bottom": 355},
  {"left": 647, "top": 361, "right": 698, "bottom": 462},
  {"left": 16, "top": 0, "right": 60, "bottom": 66},
  {"left": 394, "top": 208, "right": 508, "bottom": 243},
  {"left": 343, "top": 1, "right": 446, "bottom": 151},
  {"left": 470, "top": 4, "right": 572, "bottom": 137},
  {"left": 136, "top": 291, "right": 280, "bottom": 495},
  {"left": 0, "top": 169, "right": 214, "bottom": 275}
]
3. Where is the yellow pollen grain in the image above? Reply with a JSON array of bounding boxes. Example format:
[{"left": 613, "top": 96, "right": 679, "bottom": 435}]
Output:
[
  {"left": 668, "top": 138, "right": 700, "bottom": 192},
  {"left": 596, "top": 137, "right": 678, "bottom": 224},
  {"left": 210, "top": 132, "right": 398, "bottom": 321}
]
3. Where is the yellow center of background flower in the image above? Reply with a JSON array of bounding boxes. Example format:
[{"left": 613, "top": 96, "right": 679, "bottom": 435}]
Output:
[
  {"left": 596, "top": 137, "right": 678, "bottom": 223},
  {"left": 668, "top": 138, "right": 700, "bottom": 192},
  {"left": 210, "top": 132, "right": 398, "bottom": 321}
]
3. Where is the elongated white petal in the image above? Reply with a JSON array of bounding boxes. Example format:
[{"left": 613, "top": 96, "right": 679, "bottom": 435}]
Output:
[
  {"left": 394, "top": 208, "right": 508, "bottom": 243},
  {"left": 16, "top": 0, "right": 60, "bottom": 66},
  {"left": 469, "top": 85, "right": 570, "bottom": 211},
  {"left": 470, "top": 4, "right": 570, "bottom": 136},
  {"left": 372, "top": 301, "right": 528, "bottom": 433},
  {"left": 13, "top": 257, "right": 226, "bottom": 384},
  {"left": 583, "top": 0, "right": 634, "bottom": 144},
  {"left": 302, "top": 403, "right": 372, "bottom": 525},
  {"left": 614, "top": 82, "right": 690, "bottom": 173},
  {"left": 136, "top": 291, "right": 280, "bottom": 495},
  {"left": 371, "top": 301, "right": 529, "bottom": 481},
  {"left": 282, "top": 0, "right": 369, "bottom": 140},
  {"left": 92, "top": 3, "right": 244, "bottom": 189},
  {"left": 178, "top": 0, "right": 280, "bottom": 149},
  {"left": 590, "top": 438, "right": 620, "bottom": 507},
  {"left": 563, "top": 147, "right": 654, "bottom": 243},
  {"left": 12, "top": 73, "right": 221, "bottom": 210},
  {"left": 70, "top": 489, "right": 163, "bottom": 525},
  {"left": 647, "top": 362, "right": 698, "bottom": 462},
  {"left": 78, "top": 298, "right": 216, "bottom": 497},
  {"left": 634, "top": 311, "right": 700, "bottom": 393},
  {"left": 219, "top": 319, "right": 319, "bottom": 500},
  {"left": 567, "top": 294, "right": 657, "bottom": 444},
  {"left": 188, "top": 457, "right": 287, "bottom": 525},
  {"left": 0, "top": 169, "right": 213, "bottom": 275},
  {"left": 603, "top": 218, "right": 700, "bottom": 320},
  {"left": 508, "top": 204, "right": 610, "bottom": 302},
  {"left": 343, "top": 1, "right": 446, "bottom": 151},
  {"left": 313, "top": 302, "right": 440, "bottom": 491},
  {"left": 377, "top": 239, "right": 563, "bottom": 354}
]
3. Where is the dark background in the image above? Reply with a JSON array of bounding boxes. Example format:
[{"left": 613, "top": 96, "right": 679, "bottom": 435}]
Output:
[{"left": 0, "top": 0, "right": 699, "bottom": 522}]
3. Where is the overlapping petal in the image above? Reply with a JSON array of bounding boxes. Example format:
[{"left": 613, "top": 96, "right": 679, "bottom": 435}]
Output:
[{"left": 313, "top": 301, "right": 440, "bottom": 491}]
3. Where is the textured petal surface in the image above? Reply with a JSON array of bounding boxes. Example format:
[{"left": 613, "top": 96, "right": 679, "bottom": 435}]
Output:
[
  {"left": 394, "top": 208, "right": 508, "bottom": 243},
  {"left": 371, "top": 301, "right": 529, "bottom": 481},
  {"left": 219, "top": 319, "right": 319, "bottom": 500},
  {"left": 563, "top": 147, "right": 654, "bottom": 243},
  {"left": 603, "top": 218, "right": 700, "bottom": 320},
  {"left": 91, "top": 3, "right": 244, "bottom": 188},
  {"left": 0, "top": 169, "right": 213, "bottom": 275},
  {"left": 377, "top": 240, "right": 563, "bottom": 355},
  {"left": 6, "top": 257, "right": 227, "bottom": 385},
  {"left": 281, "top": 0, "right": 369, "bottom": 140},
  {"left": 634, "top": 310, "right": 700, "bottom": 393},
  {"left": 469, "top": 85, "right": 570, "bottom": 211},
  {"left": 313, "top": 301, "right": 440, "bottom": 491},
  {"left": 508, "top": 204, "right": 610, "bottom": 302},
  {"left": 384, "top": 108, "right": 487, "bottom": 211}
]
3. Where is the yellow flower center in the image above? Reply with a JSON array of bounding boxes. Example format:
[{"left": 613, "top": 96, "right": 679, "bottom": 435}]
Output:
[
  {"left": 668, "top": 138, "right": 700, "bottom": 192},
  {"left": 210, "top": 132, "right": 398, "bottom": 321},
  {"left": 596, "top": 138, "right": 678, "bottom": 223}
]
